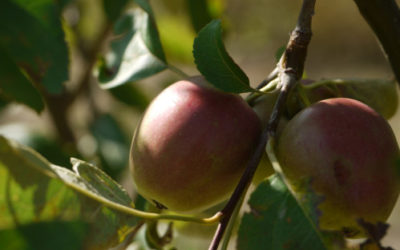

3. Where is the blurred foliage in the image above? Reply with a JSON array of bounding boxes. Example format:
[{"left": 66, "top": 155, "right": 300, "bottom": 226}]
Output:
[
  {"left": 22, "top": 134, "right": 74, "bottom": 168},
  {"left": 90, "top": 114, "right": 130, "bottom": 179},
  {"left": 0, "top": 221, "right": 89, "bottom": 250}
]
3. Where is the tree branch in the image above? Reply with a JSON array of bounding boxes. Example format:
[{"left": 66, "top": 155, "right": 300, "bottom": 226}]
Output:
[
  {"left": 353, "top": 0, "right": 400, "bottom": 83},
  {"left": 207, "top": 0, "right": 315, "bottom": 249}
]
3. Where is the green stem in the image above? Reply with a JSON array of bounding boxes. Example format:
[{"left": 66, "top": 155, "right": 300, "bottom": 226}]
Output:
[
  {"left": 60, "top": 173, "right": 221, "bottom": 224},
  {"left": 97, "top": 197, "right": 222, "bottom": 224},
  {"left": 245, "top": 78, "right": 280, "bottom": 105}
]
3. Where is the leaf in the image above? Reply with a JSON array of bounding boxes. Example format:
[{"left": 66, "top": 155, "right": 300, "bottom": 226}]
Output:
[
  {"left": 0, "top": 221, "right": 89, "bottom": 250},
  {"left": 186, "top": 0, "right": 213, "bottom": 32},
  {"left": 72, "top": 158, "right": 133, "bottom": 206},
  {"left": 98, "top": 5, "right": 167, "bottom": 89},
  {"left": 109, "top": 82, "right": 150, "bottom": 111},
  {"left": 90, "top": 114, "right": 131, "bottom": 179},
  {"left": 193, "top": 19, "right": 254, "bottom": 93},
  {"left": 0, "top": 49, "right": 44, "bottom": 113},
  {"left": 102, "top": 0, "right": 130, "bottom": 22},
  {"left": 0, "top": 0, "right": 69, "bottom": 94},
  {"left": 0, "top": 136, "right": 140, "bottom": 249},
  {"left": 237, "top": 174, "right": 342, "bottom": 250}
]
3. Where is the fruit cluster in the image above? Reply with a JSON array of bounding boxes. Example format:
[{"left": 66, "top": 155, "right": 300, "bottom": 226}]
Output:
[{"left": 130, "top": 76, "right": 400, "bottom": 237}]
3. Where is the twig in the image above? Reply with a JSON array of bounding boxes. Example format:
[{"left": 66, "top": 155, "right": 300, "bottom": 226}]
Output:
[
  {"left": 353, "top": 0, "right": 400, "bottom": 84},
  {"left": 207, "top": 0, "right": 315, "bottom": 249},
  {"left": 256, "top": 67, "right": 279, "bottom": 89}
]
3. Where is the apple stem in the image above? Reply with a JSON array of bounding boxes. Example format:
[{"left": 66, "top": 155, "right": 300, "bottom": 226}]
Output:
[{"left": 208, "top": 0, "right": 316, "bottom": 249}]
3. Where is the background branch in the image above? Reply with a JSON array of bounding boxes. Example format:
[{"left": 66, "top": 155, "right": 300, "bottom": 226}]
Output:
[
  {"left": 207, "top": 0, "right": 316, "bottom": 249},
  {"left": 353, "top": 0, "right": 400, "bottom": 83}
]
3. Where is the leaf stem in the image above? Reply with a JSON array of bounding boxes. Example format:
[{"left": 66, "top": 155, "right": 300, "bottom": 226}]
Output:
[
  {"left": 64, "top": 179, "right": 222, "bottom": 223},
  {"left": 245, "top": 78, "right": 279, "bottom": 105}
]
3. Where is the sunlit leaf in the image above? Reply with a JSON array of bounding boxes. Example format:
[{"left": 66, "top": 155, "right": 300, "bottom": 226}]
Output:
[
  {"left": 98, "top": 5, "right": 167, "bottom": 88},
  {"left": 0, "top": 0, "right": 69, "bottom": 94},
  {"left": 193, "top": 19, "right": 254, "bottom": 93},
  {"left": 72, "top": 158, "right": 133, "bottom": 206},
  {"left": 0, "top": 136, "right": 140, "bottom": 249}
]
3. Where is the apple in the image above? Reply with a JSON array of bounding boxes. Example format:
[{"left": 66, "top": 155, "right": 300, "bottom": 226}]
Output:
[
  {"left": 276, "top": 98, "right": 400, "bottom": 237},
  {"left": 130, "top": 76, "right": 261, "bottom": 212}
]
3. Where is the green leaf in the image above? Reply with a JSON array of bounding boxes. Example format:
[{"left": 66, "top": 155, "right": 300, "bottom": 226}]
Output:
[
  {"left": 0, "top": 221, "right": 89, "bottom": 250},
  {"left": 109, "top": 82, "right": 150, "bottom": 111},
  {"left": 103, "top": 0, "right": 130, "bottom": 22},
  {"left": 0, "top": 136, "right": 139, "bottom": 249},
  {"left": 0, "top": 49, "right": 44, "bottom": 113},
  {"left": 90, "top": 114, "right": 131, "bottom": 179},
  {"left": 72, "top": 158, "right": 133, "bottom": 206},
  {"left": 193, "top": 19, "right": 254, "bottom": 93},
  {"left": 98, "top": 5, "right": 167, "bottom": 88},
  {"left": 237, "top": 175, "right": 339, "bottom": 250},
  {"left": 0, "top": 0, "right": 69, "bottom": 94},
  {"left": 186, "top": 0, "right": 213, "bottom": 32}
]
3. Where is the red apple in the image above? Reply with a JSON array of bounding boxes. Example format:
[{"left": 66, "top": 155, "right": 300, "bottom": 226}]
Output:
[
  {"left": 130, "top": 76, "right": 261, "bottom": 212},
  {"left": 277, "top": 98, "right": 400, "bottom": 237}
]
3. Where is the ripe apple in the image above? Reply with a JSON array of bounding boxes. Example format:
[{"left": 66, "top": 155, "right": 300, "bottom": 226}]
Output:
[
  {"left": 276, "top": 98, "right": 400, "bottom": 237},
  {"left": 130, "top": 76, "right": 261, "bottom": 212}
]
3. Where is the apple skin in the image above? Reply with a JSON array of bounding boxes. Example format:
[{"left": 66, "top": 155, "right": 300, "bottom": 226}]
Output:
[
  {"left": 276, "top": 98, "right": 400, "bottom": 237},
  {"left": 130, "top": 76, "right": 261, "bottom": 213}
]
